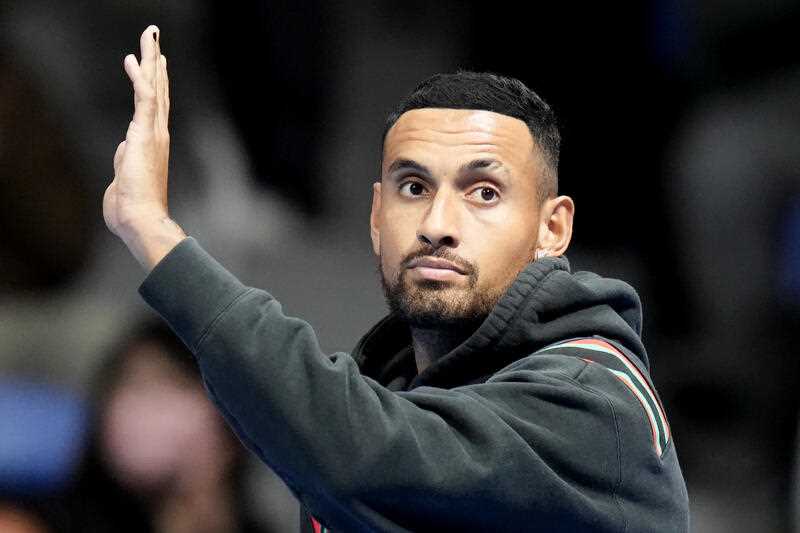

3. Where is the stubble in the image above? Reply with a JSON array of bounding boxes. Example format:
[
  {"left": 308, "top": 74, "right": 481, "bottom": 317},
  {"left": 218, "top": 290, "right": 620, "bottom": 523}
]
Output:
[{"left": 378, "top": 246, "right": 509, "bottom": 330}]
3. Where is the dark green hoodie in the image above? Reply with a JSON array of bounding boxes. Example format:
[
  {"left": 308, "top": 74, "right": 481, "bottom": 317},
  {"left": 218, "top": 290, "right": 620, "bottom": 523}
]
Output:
[{"left": 140, "top": 237, "right": 689, "bottom": 532}]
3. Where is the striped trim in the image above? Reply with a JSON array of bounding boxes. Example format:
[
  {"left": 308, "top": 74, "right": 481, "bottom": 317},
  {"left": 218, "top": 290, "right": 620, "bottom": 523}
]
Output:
[
  {"left": 539, "top": 338, "right": 670, "bottom": 456},
  {"left": 310, "top": 516, "right": 329, "bottom": 533}
]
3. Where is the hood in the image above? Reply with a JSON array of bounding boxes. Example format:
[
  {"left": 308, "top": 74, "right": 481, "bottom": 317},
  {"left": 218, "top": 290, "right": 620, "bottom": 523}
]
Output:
[{"left": 353, "top": 255, "right": 647, "bottom": 391}]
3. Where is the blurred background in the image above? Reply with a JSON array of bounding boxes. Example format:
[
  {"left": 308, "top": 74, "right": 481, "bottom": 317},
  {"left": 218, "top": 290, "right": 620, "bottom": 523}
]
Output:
[{"left": 0, "top": 1, "right": 798, "bottom": 531}]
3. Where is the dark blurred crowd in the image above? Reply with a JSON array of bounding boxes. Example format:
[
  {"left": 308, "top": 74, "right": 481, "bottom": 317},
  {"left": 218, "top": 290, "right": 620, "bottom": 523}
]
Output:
[{"left": 1, "top": 1, "right": 798, "bottom": 531}]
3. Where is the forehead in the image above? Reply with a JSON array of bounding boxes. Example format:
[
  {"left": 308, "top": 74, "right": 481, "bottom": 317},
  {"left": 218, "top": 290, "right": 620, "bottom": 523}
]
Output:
[{"left": 382, "top": 108, "right": 536, "bottom": 174}]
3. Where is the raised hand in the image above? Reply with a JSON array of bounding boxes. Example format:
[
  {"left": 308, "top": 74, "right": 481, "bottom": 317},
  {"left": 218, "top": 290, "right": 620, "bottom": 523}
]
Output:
[{"left": 104, "top": 25, "right": 186, "bottom": 271}]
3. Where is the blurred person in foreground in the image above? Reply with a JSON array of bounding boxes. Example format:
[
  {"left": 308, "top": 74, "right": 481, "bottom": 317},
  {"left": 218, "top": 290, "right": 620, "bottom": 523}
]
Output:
[
  {"left": 102, "top": 26, "right": 689, "bottom": 531},
  {"left": 69, "top": 320, "right": 267, "bottom": 533}
]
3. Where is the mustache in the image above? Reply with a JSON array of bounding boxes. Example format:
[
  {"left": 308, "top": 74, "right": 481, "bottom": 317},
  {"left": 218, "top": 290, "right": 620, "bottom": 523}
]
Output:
[{"left": 400, "top": 246, "right": 475, "bottom": 275}]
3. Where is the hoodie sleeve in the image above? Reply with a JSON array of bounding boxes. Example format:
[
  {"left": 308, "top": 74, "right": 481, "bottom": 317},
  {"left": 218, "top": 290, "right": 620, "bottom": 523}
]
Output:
[{"left": 139, "top": 238, "right": 688, "bottom": 532}]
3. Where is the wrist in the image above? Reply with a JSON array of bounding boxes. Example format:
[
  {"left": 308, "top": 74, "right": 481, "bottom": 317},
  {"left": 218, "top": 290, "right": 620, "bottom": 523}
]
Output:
[{"left": 119, "top": 214, "right": 187, "bottom": 272}]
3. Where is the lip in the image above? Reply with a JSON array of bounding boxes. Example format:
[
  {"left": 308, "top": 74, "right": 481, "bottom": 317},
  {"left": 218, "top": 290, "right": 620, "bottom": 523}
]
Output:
[{"left": 407, "top": 256, "right": 467, "bottom": 274}]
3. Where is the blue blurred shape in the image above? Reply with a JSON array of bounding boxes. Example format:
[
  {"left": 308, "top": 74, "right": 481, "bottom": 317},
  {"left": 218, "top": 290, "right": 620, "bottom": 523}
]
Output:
[
  {"left": 780, "top": 195, "right": 800, "bottom": 304},
  {"left": 0, "top": 378, "right": 87, "bottom": 495}
]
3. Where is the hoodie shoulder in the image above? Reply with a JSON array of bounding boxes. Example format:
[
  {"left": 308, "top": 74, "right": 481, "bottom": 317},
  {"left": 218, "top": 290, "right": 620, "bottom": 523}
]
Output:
[
  {"left": 498, "top": 336, "right": 669, "bottom": 457},
  {"left": 481, "top": 347, "right": 689, "bottom": 531}
]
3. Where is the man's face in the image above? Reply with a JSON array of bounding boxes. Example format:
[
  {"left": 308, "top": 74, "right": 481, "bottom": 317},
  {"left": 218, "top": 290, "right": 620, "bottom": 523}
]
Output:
[{"left": 371, "top": 108, "right": 546, "bottom": 328}]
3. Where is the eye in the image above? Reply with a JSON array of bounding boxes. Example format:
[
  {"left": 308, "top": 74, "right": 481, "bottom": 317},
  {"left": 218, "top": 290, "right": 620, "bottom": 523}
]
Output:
[
  {"left": 399, "top": 181, "right": 428, "bottom": 197},
  {"left": 467, "top": 186, "right": 500, "bottom": 204}
]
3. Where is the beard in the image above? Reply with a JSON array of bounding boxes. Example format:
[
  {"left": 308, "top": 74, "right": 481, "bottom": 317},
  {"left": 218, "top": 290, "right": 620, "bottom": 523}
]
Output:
[{"left": 378, "top": 245, "right": 517, "bottom": 330}]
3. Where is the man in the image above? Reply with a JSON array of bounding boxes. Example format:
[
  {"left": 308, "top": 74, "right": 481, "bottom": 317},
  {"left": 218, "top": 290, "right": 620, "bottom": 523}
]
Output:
[{"left": 105, "top": 26, "right": 689, "bottom": 532}]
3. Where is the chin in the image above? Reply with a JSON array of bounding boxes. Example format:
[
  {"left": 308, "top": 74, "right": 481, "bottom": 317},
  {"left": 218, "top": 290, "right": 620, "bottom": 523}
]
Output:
[{"left": 397, "top": 285, "right": 490, "bottom": 328}]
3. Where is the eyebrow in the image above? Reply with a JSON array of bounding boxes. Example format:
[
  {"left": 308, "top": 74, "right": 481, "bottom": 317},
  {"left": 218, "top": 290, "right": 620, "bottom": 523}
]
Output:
[
  {"left": 386, "top": 159, "right": 431, "bottom": 176},
  {"left": 386, "top": 158, "right": 508, "bottom": 178},
  {"left": 458, "top": 158, "right": 506, "bottom": 176}
]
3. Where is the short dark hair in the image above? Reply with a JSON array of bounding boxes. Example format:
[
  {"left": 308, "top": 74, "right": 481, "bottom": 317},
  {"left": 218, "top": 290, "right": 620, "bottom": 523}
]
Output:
[{"left": 382, "top": 71, "right": 560, "bottom": 203}]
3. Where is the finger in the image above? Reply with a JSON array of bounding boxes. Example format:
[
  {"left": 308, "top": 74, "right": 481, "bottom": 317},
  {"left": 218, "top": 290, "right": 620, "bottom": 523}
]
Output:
[
  {"left": 159, "top": 55, "right": 170, "bottom": 130},
  {"left": 124, "top": 54, "right": 155, "bottom": 126},
  {"left": 139, "top": 25, "right": 159, "bottom": 85},
  {"left": 162, "top": 56, "right": 170, "bottom": 115},
  {"left": 151, "top": 27, "right": 160, "bottom": 85},
  {"left": 154, "top": 39, "right": 161, "bottom": 130},
  {"left": 123, "top": 53, "right": 140, "bottom": 86},
  {"left": 113, "top": 140, "right": 126, "bottom": 172}
]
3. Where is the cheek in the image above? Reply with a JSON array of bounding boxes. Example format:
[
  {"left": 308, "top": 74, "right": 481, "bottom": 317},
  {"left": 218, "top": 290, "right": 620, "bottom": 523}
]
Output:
[
  {"left": 377, "top": 211, "right": 420, "bottom": 277},
  {"left": 471, "top": 214, "right": 538, "bottom": 286}
]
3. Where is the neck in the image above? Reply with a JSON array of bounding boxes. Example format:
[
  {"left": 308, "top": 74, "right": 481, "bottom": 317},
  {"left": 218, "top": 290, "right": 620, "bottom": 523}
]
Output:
[{"left": 411, "top": 325, "right": 474, "bottom": 374}]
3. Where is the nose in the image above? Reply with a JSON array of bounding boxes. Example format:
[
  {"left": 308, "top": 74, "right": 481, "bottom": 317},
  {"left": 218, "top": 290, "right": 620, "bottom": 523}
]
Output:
[{"left": 417, "top": 188, "right": 461, "bottom": 249}]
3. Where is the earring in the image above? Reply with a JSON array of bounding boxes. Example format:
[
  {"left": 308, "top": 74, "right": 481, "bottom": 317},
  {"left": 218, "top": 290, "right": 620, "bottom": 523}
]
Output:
[{"left": 535, "top": 249, "right": 548, "bottom": 260}]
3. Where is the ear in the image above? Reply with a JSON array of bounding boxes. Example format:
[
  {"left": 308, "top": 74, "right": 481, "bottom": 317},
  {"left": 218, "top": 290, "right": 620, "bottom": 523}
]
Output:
[
  {"left": 537, "top": 195, "right": 575, "bottom": 256},
  {"left": 369, "top": 182, "right": 382, "bottom": 256}
]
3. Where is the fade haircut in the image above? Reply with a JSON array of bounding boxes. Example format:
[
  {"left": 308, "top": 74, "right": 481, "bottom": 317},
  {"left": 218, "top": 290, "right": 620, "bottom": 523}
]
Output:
[{"left": 381, "top": 71, "right": 560, "bottom": 204}]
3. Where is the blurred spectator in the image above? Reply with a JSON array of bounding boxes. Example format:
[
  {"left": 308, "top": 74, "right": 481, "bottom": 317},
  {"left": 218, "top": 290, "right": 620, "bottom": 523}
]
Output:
[
  {"left": 0, "top": 48, "right": 92, "bottom": 291},
  {"left": 66, "top": 319, "right": 290, "bottom": 533}
]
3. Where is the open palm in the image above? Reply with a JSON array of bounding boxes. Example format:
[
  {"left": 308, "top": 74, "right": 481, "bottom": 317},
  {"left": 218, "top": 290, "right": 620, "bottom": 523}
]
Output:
[{"left": 103, "top": 25, "right": 171, "bottom": 239}]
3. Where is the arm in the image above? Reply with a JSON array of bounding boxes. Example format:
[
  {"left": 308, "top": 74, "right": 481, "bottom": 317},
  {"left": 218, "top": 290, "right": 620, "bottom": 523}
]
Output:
[{"left": 140, "top": 239, "right": 632, "bottom": 532}]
